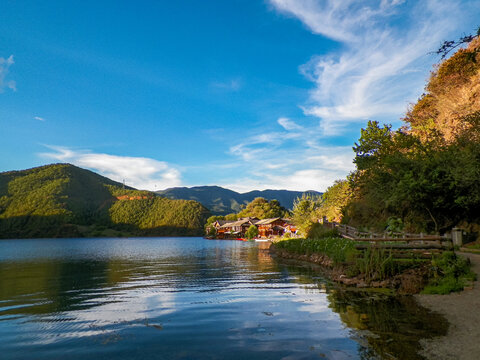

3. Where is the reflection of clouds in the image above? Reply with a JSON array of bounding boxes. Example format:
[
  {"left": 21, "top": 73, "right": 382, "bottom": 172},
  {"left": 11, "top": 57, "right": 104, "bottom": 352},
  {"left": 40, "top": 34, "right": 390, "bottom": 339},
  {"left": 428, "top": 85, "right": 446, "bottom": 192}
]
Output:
[
  {"left": 28, "top": 285, "right": 176, "bottom": 345},
  {"left": 226, "top": 282, "right": 352, "bottom": 356}
]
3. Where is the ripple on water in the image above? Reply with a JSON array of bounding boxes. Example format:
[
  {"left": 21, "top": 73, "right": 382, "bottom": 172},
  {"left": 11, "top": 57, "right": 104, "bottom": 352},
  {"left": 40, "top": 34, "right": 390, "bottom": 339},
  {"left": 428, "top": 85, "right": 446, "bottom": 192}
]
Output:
[{"left": 0, "top": 237, "right": 448, "bottom": 360}]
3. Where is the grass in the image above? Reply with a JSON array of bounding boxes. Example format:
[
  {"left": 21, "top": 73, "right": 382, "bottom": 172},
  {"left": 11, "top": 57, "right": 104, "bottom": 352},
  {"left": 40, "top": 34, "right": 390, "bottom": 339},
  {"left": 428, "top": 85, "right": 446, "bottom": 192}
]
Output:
[
  {"left": 277, "top": 225, "right": 476, "bottom": 292},
  {"left": 353, "top": 247, "right": 396, "bottom": 282},
  {"left": 464, "top": 242, "right": 480, "bottom": 249},
  {"left": 422, "top": 251, "right": 476, "bottom": 294},
  {"left": 274, "top": 237, "right": 357, "bottom": 265},
  {"left": 276, "top": 237, "right": 419, "bottom": 281}
]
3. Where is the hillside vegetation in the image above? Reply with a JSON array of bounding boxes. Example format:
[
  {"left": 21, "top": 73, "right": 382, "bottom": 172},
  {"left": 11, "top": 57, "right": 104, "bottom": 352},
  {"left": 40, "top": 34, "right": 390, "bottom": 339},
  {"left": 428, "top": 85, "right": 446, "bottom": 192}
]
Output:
[
  {"left": 336, "top": 36, "right": 480, "bottom": 235},
  {"left": 0, "top": 164, "right": 210, "bottom": 238},
  {"left": 157, "top": 185, "right": 321, "bottom": 215}
]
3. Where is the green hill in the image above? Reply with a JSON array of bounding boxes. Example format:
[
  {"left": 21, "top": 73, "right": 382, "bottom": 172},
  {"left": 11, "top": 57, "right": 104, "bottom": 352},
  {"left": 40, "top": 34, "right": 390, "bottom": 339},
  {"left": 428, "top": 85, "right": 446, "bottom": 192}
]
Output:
[
  {"left": 0, "top": 164, "right": 210, "bottom": 238},
  {"left": 157, "top": 186, "right": 321, "bottom": 215}
]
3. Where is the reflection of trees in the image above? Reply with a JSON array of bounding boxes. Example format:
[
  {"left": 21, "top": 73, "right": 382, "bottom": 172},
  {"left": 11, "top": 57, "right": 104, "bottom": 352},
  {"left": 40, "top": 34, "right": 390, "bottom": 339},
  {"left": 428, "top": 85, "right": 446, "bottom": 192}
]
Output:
[
  {"left": 270, "top": 258, "right": 449, "bottom": 360},
  {"left": 0, "top": 243, "right": 283, "bottom": 319},
  {"left": 327, "top": 290, "right": 448, "bottom": 360},
  {"left": 0, "top": 260, "right": 111, "bottom": 316},
  {"left": 0, "top": 240, "right": 451, "bottom": 360}
]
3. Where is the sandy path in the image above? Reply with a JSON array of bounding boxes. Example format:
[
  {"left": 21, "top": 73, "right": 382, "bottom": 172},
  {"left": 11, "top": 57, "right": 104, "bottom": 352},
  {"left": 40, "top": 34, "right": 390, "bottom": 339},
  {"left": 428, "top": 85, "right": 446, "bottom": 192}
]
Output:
[{"left": 415, "top": 252, "right": 480, "bottom": 360}]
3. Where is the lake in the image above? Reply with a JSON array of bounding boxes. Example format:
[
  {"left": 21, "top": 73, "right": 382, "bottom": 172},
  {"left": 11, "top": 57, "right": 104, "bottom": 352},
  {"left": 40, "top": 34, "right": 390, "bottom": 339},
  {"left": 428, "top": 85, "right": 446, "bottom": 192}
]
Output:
[{"left": 0, "top": 237, "right": 447, "bottom": 359}]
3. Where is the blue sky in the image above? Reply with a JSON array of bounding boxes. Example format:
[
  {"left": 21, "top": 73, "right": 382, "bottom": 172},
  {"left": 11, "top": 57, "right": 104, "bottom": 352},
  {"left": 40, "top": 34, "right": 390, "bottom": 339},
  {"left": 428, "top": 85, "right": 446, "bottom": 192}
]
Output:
[{"left": 1, "top": 0, "right": 479, "bottom": 192}]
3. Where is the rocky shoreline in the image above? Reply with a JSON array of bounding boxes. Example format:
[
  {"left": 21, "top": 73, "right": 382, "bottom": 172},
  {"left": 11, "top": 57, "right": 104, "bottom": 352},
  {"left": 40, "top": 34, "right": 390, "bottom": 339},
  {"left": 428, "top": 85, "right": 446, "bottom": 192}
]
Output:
[{"left": 271, "top": 245, "right": 429, "bottom": 294}]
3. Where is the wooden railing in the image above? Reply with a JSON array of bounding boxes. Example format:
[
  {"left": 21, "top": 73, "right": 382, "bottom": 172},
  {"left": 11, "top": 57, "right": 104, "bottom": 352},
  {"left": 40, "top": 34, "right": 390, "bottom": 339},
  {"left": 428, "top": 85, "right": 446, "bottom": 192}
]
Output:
[{"left": 323, "top": 220, "right": 453, "bottom": 252}]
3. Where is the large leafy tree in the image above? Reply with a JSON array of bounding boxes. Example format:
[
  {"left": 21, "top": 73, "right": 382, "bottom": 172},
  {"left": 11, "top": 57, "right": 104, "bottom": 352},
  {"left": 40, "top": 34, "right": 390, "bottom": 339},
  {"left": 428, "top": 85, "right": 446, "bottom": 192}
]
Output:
[
  {"left": 318, "top": 180, "right": 351, "bottom": 223},
  {"left": 237, "top": 197, "right": 289, "bottom": 219},
  {"left": 292, "top": 194, "right": 323, "bottom": 236}
]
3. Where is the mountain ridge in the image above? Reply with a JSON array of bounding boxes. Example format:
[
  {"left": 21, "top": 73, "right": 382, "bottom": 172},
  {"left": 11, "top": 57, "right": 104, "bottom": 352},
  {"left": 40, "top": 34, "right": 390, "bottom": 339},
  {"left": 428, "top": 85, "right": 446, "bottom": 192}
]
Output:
[
  {"left": 0, "top": 163, "right": 210, "bottom": 238},
  {"left": 157, "top": 186, "right": 322, "bottom": 215}
]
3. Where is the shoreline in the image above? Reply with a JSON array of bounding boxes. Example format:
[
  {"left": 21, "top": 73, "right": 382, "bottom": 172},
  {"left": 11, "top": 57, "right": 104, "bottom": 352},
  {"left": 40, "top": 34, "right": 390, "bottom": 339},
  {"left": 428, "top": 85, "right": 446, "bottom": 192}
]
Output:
[
  {"left": 270, "top": 244, "right": 429, "bottom": 294},
  {"left": 271, "top": 244, "right": 480, "bottom": 358},
  {"left": 415, "top": 252, "right": 480, "bottom": 360}
]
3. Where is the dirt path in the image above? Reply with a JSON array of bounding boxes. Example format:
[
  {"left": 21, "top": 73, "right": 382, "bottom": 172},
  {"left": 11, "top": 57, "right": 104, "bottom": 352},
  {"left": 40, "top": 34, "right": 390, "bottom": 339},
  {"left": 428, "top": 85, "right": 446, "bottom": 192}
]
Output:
[{"left": 415, "top": 252, "right": 480, "bottom": 360}]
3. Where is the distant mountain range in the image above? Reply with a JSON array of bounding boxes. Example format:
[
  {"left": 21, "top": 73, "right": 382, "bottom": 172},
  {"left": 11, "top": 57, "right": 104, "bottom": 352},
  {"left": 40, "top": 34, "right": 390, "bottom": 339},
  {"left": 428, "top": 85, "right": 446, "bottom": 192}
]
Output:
[
  {"left": 157, "top": 186, "right": 322, "bottom": 215},
  {"left": 0, "top": 164, "right": 210, "bottom": 239}
]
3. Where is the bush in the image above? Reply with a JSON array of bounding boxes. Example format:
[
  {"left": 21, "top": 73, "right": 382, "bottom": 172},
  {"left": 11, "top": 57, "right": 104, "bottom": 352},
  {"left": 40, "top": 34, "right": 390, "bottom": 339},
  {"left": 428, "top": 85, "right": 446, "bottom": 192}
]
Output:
[
  {"left": 245, "top": 225, "right": 259, "bottom": 240},
  {"left": 422, "top": 252, "right": 476, "bottom": 294},
  {"left": 307, "top": 223, "right": 340, "bottom": 239}
]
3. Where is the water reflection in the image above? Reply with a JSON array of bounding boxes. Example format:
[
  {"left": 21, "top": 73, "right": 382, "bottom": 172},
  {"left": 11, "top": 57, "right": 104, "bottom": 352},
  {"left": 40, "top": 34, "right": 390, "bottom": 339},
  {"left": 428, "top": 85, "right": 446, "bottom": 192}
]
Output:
[{"left": 0, "top": 238, "right": 447, "bottom": 359}]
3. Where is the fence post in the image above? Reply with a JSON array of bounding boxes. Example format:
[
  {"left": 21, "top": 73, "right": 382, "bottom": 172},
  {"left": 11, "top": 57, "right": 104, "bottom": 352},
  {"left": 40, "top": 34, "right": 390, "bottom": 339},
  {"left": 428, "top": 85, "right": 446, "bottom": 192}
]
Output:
[
  {"left": 452, "top": 228, "right": 463, "bottom": 247},
  {"left": 420, "top": 232, "right": 424, "bottom": 245}
]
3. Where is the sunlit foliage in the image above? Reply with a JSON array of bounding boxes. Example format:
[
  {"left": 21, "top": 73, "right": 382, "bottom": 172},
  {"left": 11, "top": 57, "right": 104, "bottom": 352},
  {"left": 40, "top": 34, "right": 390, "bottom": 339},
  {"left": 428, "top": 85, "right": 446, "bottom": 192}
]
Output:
[{"left": 0, "top": 164, "right": 210, "bottom": 238}]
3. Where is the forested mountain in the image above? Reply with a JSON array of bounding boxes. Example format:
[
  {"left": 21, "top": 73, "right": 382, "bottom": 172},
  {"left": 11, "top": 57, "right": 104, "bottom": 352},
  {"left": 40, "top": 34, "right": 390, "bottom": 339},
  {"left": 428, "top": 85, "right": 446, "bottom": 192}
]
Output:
[
  {"left": 157, "top": 185, "right": 321, "bottom": 215},
  {"left": 0, "top": 164, "right": 210, "bottom": 238}
]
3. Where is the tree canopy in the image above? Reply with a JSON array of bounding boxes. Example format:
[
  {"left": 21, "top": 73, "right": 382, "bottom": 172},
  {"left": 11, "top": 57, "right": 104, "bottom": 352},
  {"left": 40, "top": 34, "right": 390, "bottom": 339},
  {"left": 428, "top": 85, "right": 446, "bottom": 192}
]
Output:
[
  {"left": 237, "top": 197, "right": 289, "bottom": 219},
  {"left": 342, "top": 36, "right": 480, "bottom": 233}
]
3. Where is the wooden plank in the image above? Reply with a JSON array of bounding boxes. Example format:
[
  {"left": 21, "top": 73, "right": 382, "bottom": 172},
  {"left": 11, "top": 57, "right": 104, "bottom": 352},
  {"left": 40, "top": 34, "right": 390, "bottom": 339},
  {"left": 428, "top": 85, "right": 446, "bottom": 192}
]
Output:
[
  {"left": 343, "top": 236, "right": 448, "bottom": 242},
  {"left": 354, "top": 243, "right": 450, "bottom": 250}
]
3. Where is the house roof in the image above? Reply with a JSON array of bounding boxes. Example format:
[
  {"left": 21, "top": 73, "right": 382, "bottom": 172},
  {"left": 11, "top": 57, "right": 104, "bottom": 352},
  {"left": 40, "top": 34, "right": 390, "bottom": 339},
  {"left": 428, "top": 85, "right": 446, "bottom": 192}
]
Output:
[
  {"left": 213, "top": 220, "right": 228, "bottom": 226},
  {"left": 255, "top": 217, "right": 282, "bottom": 225},
  {"left": 220, "top": 218, "right": 257, "bottom": 228}
]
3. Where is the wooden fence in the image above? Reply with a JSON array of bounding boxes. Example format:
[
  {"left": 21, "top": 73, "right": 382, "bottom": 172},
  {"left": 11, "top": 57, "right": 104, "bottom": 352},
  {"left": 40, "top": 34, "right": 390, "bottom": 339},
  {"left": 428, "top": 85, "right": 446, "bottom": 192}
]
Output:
[{"left": 323, "top": 221, "right": 453, "bottom": 256}]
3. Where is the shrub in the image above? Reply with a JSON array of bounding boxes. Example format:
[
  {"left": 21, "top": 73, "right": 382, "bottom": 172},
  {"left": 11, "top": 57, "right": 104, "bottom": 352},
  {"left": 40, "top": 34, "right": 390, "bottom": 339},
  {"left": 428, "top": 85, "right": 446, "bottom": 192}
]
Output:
[
  {"left": 422, "top": 252, "right": 476, "bottom": 294},
  {"left": 307, "top": 223, "right": 340, "bottom": 239},
  {"left": 245, "top": 225, "right": 259, "bottom": 240}
]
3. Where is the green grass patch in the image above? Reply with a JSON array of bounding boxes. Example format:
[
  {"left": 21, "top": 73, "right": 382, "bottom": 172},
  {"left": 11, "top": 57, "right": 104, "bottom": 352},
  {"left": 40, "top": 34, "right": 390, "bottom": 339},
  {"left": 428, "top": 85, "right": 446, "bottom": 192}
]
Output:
[
  {"left": 422, "top": 252, "right": 476, "bottom": 294},
  {"left": 275, "top": 237, "right": 425, "bottom": 282},
  {"left": 274, "top": 237, "right": 357, "bottom": 265}
]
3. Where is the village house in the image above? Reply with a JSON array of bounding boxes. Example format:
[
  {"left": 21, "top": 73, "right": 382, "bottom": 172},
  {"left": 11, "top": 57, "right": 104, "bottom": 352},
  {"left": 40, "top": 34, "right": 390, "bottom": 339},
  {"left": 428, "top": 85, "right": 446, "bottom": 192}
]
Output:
[
  {"left": 217, "top": 217, "right": 258, "bottom": 238},
  {"left": 210, "top": 220, "right": 228, "bottom": 238},
  {"left": 255, "top": 218, "right": 289, "bottom": 238},
  {"left": 209, "top": 217, "right": 294, "bottom": 239}
]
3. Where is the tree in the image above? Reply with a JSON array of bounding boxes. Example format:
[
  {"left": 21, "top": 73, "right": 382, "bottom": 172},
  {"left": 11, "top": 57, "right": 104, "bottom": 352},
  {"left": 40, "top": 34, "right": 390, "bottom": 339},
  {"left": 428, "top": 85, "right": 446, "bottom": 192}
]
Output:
[
  {"left": 245, "top": 225, "right": 259, "bottom": 240},
  {"left": 292, "top": 194, "right": 322, "bottom": 236},
  {"left": 225, "top": 213, "right": 238, "bottom": 221},
  {"left": 435, "top": 26, "right": 480, "bottom": 59},
  {"left": 352, "top": 120, "right": 393, "bottom": 171},
  {"left": 319, "top": 180, "right": 351, "bottom": 222},
  {"left": 237, "top": 197, "right": 289, "bottom": 219}
]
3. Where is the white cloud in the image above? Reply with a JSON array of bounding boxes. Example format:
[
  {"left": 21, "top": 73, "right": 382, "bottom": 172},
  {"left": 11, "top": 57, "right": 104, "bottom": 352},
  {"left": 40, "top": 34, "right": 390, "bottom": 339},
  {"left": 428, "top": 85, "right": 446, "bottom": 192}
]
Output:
[
  {"left": 211, "top": 78, "right": 242, "bottom": 91},
  {"left": 34, "top": 116, "right": 45, "bottom": 121},
  {"left": 270, "top": 0, "right": 465, "bottom": 135},
  {"left": 271, "top": 0, "right": 402, "bottom": 43},
  {"left": 0, "top": 55, "right": 16, "bottom": 92},
  {"left": 218, "top": 0, "right": 474, "bottom": 192},
  {"left": 225, "top": 167, "right": 350, "bottom": 193},
  {"left": 39, "top": 145, "right": 182, "bottom": 190},
  {"left": 226, "top": 122, "right": 354, "bottom": 192},
  {"left": 277, "top": 117, "right": 302, "bottom": 131}
]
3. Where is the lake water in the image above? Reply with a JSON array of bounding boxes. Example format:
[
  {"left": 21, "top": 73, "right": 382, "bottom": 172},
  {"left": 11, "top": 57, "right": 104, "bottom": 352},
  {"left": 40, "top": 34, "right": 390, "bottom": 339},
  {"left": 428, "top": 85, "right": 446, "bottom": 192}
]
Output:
[{"left": 0, "top": 237, "right": 447, "bottom": 359}]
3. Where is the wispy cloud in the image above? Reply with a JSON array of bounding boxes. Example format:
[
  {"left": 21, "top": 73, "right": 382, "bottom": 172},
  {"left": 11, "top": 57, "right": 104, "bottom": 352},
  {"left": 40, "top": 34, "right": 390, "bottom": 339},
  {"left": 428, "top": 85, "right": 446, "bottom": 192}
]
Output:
[
  {"left": 225, "top": 119, "right": 355, "bottom": 191},
  {"left": 277, "top": 117, "right": 302, "bottom": 131},
  {"left": 34, "top": 116, "right": 45, "bottom": 121},
  {"left": 270, "top": 0, "right": 463, "bottom": 134},
  {"left": 39, "top": 145, "right": 182, "bottom": 190},
  {"left": 0, "top": 55, "right": 16, "bottom": 92},
  {"left": 210, "top": 0, "right": 474, "bottom": 192},
  {"left": 211, "top": 78, "right": 242, "bottom": 91}
]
